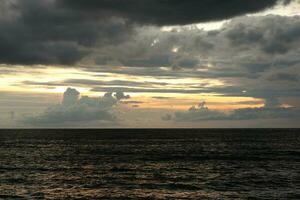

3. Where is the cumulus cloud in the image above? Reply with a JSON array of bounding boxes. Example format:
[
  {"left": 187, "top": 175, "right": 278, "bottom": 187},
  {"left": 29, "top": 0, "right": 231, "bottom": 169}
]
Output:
[
  {"left": 62, "top": 87, "right": 80, "bottom": 106},
  {"left": 25, "top": 87, "right": 129, "bottom": 125},
  {"left": 25, "top": 104, "right": 116, "bottom": 125},
  {"left": 173, "top": 98, "right": 300, "bottom": 122},
  {"left": 174, "top": 101, "right": 227, "bottom": 122},
  {"left": 114, "top": 91, "right": 130, "bottom": 101}
]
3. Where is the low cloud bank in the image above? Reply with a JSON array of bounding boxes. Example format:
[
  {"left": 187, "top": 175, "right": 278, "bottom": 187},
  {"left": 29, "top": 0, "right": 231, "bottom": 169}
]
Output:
[
  {"left": 170, "top": 99, "right": 300, "bottom": 122},
  {"left": 25, "top": 88, "right": 129, "bottom": 125}
]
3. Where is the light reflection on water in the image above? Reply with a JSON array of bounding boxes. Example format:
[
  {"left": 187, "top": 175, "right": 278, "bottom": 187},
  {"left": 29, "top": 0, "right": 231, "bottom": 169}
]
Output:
[{"left": 0, "top": 129, "right": 299, "bottom": 199}]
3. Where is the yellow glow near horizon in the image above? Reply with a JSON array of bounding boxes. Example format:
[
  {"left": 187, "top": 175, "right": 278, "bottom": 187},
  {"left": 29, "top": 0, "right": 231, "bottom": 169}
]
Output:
[
  {"left": 125, "top": 95, "right": 264, "bottom": 111},
  {"left": 0, "top": 65, "right": 264, "bottom": 111},
  {"left": 0, "top": 65, "right": 225, "bottom": 92},
  {"left": 0, "top": 66, "right": 94, "bottom": 94}
]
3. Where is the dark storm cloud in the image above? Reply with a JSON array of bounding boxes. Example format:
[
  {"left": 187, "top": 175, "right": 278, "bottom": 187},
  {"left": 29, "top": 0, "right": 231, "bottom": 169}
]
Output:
[
  {"left": 0, "top": 0, "right": 133, "bottom": 65},
  {"left": 90, "top": 15, "right": 300, "bottom": 102},
  {"left": 225, "top": 15, "right": 300, "bottom": 56},
  {"left": 60, "top": 0, "right": 288, "bottom": 25},
  {"left": 0, "top": 0, "right": 292, "bottom": 66},
  {"left": 0, "top": 1, "right": 86, "bottom": 65},
  {"left": 91, "top": 15, "right": 300, "bottom": 76},
  {"left": 1, "top": 0, "right": 299, "bottom": 108}
]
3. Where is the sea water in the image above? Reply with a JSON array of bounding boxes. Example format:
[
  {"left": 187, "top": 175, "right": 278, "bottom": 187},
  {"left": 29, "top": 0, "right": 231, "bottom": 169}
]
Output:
[{"left": 0, "top": 129, "right": 299, "bottom": 199}]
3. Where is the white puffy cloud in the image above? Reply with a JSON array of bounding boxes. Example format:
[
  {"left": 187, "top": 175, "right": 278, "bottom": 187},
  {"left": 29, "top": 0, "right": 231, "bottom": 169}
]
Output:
[
  {"left": 25, "top": 88, "right": 129, "bottom": 125},
  {"left": 62, "top": 87, "right": 80, "bottom": 106}
]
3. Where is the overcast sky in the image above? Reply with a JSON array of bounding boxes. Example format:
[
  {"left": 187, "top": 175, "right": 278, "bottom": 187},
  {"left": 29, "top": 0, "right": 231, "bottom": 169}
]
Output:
[{"left": 0, "top": 0, "right": 300, "bottom": 128}]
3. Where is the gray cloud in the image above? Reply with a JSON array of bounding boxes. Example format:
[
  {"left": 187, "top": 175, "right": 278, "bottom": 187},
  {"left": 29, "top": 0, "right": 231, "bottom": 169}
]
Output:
[
  {"left": 25, "top": 87, "right": 130, "bottom": 125},
  {"left": 174, "top": 101, "right": 227, "bottom": 122},
  {"left": 173, "top": 98, "right": 300, "bottom": 122},
  {"left": 227, "top": 106, "right": 300, "bottom": 120},
  {"left": 0, "top": 0, "right": 294, "bottom": 66},
  {"left": 25, "top": 104, "right": 116, "bottom": 125},
  {"left": 20, "top": 73, "right": 300, "bottom": 101},
  {"left": 61, "top": 0, "right": 288, "bottom": 25},
  {"left": 122, "top": 54, "right": 172, "bottom": 68},
  {"left": 114, "top": 91, "right": 130, "bottom": 101},
  {"left": 224, "top": 15, "right": 300, "bottom": 56},
  {"left": 120, "top": 101, "right": 144, "bottom": 104},
  {"left": 91, "top": 86, "right": 209, "bottom": 94},
  {"left": 92, "top": 15, "right": 300, "bottom": 80},
  {"left": 161, "top": 114, "right": 173, "bottom": 121},
  {"left": 62, "top": 87, "right": 80, "bottom": 106},
  {"left": 21, "top": 79, "right": 172, "bottom": 89},
  {"left": 22, "top": 76, "right": 300, "bottom": 101},
  {"left": 1, "top": 1, "right": 300, "bottom": 112},
  {"left": 267, "top": 73, "right": 299, "bottom": 82},
  {"left": 0, "top": 0, "right": 133, "bottom": 65}
]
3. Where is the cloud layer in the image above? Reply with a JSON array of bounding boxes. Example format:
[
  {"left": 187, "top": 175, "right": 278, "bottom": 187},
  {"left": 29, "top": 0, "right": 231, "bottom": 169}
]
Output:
[
  {"left": 172, "top": 99, "right": 300, "bottom": 122},
  {"left": 0, "top": 0, "right": 132, "bottom": 65},
  {"left": 1, "top": 0, "right": 300, "bottom": 127},
  {"left": 25, "top": 88, "right": 129, "bottom": 125},
  {"left": 0, "top": 0, "right": 292, "bottom": 65},
  {"left": 61, "top": 0, "right": 288, "bottom": 25}
]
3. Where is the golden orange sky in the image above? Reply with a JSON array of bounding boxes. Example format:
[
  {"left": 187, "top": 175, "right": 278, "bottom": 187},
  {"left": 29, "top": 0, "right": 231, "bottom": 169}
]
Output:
[{"left": 0, "top": 65, "right": 265, "bottom": 111}]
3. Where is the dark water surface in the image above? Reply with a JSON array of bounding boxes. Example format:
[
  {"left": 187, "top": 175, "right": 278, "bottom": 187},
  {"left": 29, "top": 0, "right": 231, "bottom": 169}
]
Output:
[{"left": 0, "top": 129, "right": 299, "bottom": 199}]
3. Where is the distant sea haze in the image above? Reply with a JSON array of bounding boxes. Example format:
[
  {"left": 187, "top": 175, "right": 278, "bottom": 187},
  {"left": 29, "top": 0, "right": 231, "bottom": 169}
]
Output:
[{"left": 0, "top": 129, "right": 299, "bottom": 199}]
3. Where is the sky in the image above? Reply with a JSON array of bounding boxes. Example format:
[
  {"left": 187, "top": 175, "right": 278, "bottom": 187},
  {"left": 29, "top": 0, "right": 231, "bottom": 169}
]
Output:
[{"left": 0, "top": 0, "right": 300, "bottom": 128}]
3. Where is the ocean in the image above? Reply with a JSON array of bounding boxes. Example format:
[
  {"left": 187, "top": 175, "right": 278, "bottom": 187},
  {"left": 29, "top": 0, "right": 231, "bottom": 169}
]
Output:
[{"left": 0, "top": 129, "right": 299, "bottom": 199}]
